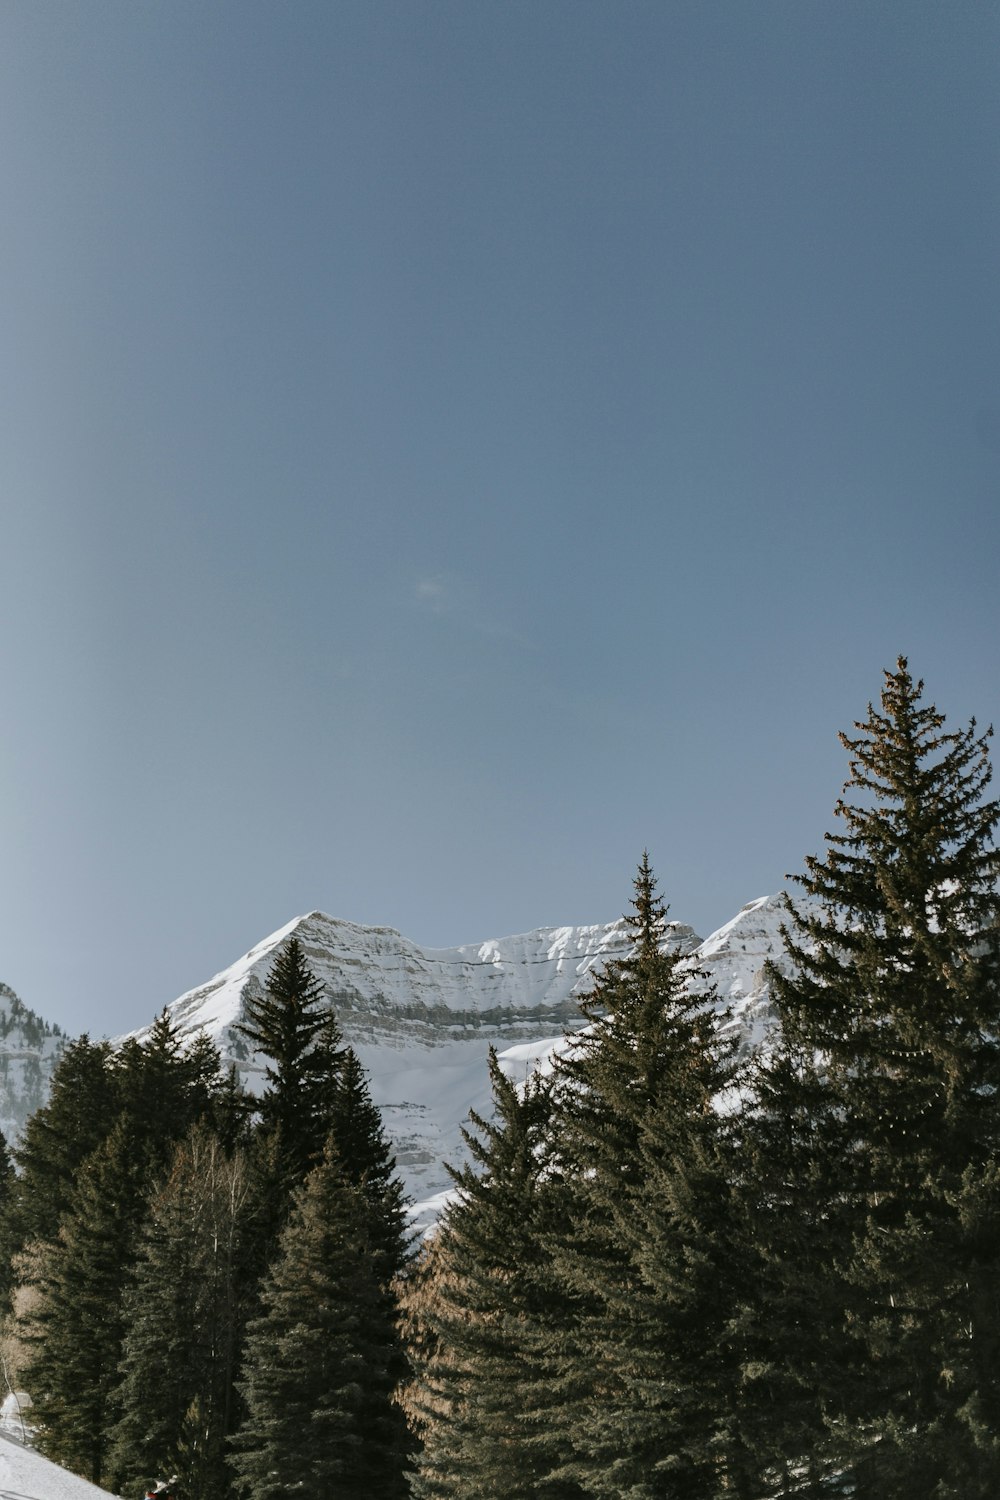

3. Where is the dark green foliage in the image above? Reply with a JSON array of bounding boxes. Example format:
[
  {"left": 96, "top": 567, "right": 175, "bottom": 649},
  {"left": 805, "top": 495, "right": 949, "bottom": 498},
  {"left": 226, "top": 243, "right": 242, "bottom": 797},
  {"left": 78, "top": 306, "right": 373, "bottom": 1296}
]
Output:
[
  {"left": 0, "top": 1130, "right": 16, "bottom": 1309},
  {"left": 235, "top": 939, "right": 409, "bottom": 1297},
  {"left": 545, "top": 853, "right": 747, "bottom": 1497},
  {"left": 208, "top": 1062, "right": 255, "bottom": 1154},
  {"left": 108, "top": 1126, "right": 256, "bottom": 1500},
  {"left": 751, "top": 659, "right": 1000, "bottom": 1494},
  {"left": 553, "top": 854, "right": 725, "bottom": 1191},
  {"left": 16, "top": 1015, "right": 233, "bottom": 1488},
  {"left": 329, "top": 1045, "right": 410, "bottom": 1283},
  {"left": 230, "top": 1138, "right": 411, "bottom": 1500},
  {"left": 12, "top": 1016, "right": 230, "bottom": 1266},
  {"left": 626, "top": 1098, "right": 756, "bottom": 1499},
  {"left": 21, "top": 1117, "right": 149, "bottom": 1485},
  {"left": 732, "top": 1050, "right": 854, "bottom": 1496},
  {"left": 116, "top": 1010, "right": 228, "bottom": 1163},
  {"left": 236, "top": 938, "right": 345, "bottom": 1188},
  {"left": 12, "top": 1035, "right": 119, "bottom": 1247},
  {"left": 409, "top": 1051, "right": 583, "bottom": 1499},
  {"left": 229, "top": 945, "right": 412, "bottom": 1494},
  {"left": 410, "top": 858, "right": 749, "bottom": 1499}
]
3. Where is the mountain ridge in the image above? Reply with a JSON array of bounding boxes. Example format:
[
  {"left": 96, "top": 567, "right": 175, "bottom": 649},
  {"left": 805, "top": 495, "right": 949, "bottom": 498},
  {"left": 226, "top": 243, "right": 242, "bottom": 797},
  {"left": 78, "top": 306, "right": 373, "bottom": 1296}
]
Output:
[
  {"left": 131, "top": 899, "right": 790, "bottom": 1224},
  {"left": 0, "top": 896, "right": 794, "bottom": 1225}
]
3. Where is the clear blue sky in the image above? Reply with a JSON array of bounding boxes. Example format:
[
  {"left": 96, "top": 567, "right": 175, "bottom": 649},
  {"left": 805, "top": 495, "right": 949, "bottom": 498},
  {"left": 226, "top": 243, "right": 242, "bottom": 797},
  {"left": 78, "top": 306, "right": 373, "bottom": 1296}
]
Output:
[{"left": 2, "top": 1, "right": 998, "bottom": 1037}]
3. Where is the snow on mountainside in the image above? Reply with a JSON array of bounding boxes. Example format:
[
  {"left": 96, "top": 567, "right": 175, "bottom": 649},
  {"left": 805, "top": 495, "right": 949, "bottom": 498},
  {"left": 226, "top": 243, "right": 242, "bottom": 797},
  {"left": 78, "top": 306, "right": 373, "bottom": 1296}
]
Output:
[
  {"left": 137, "top": 899, "right": 792, "bottom": 1227},
  {"left": 145, "top": 910, "right": 702, "bottom": 1223},
  {"left": 0, "top": 983, "right": 66, "bottom": 1143},
  {"left": 0, "top": 896, "right": 796, "bottom": 1226},
  {"left": 161, "top": 909, "right": 703, "bottom": 1041},
  {"left": 513, "top": 893, "right": 794, "bottom": 1096}
]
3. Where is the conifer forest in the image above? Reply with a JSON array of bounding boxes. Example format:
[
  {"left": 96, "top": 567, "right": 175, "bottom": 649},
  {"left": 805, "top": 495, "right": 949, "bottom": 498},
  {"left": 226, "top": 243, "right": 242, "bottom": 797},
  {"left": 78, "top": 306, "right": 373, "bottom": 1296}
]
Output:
[{"left": 2, "top": 658, "right": 999, "bottom": 1500}]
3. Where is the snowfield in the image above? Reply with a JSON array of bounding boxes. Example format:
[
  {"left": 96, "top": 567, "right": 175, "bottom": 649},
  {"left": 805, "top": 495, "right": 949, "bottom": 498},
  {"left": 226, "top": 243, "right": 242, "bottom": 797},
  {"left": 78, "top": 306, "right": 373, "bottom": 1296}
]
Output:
[{"left": 0, "top": 1430, "right": 118, "bottom": 1499}]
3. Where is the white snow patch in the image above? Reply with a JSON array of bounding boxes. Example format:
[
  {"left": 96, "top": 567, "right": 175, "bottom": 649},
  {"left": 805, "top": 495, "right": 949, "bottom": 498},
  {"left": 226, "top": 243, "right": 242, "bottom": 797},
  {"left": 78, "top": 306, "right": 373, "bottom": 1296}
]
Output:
[{"left": 0, "top": 1429, "right": 119, "bottom": 1498}]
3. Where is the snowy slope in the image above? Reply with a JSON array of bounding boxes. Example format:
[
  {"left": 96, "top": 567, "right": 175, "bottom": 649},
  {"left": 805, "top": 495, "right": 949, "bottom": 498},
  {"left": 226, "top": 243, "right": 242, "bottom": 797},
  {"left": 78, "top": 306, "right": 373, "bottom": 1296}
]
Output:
[
  {"left": 0, "top": 896, "right": 797, "bottom": 1227},
  {"left": 140, "top": 910, "right": 701, "bottom": 1221},
  {"left": 160, "top": 909, "right": 704, "bottom": 1042},
  {"left": 0, "top": 1429, "right": 118, "bottom": 1499},
  {"left": 135, "top": 899, "right": 793, "bottom": 1226},
  {"left": 512, "top": 893, "right": 792, "bottom": 1089}
]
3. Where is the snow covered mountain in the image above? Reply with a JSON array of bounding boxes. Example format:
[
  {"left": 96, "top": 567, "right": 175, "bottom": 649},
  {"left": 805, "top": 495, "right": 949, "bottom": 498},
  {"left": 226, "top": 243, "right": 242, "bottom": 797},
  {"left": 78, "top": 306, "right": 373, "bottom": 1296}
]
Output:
[
  {"left": 0, "top": 896, "right": 794, "bottom": 1224},
  {"left": 135, "top": 898, "right": 791, "bottom": 1225},
  {"left": 143, "top": 910, "right": 699, "bottom": 1220}
]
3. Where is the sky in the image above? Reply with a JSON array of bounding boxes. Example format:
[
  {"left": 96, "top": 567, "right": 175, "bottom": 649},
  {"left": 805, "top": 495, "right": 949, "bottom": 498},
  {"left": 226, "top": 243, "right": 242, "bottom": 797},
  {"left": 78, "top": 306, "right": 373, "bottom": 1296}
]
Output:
[{"left": 1, "top": 1, "right": 998, "bottom": 1038}]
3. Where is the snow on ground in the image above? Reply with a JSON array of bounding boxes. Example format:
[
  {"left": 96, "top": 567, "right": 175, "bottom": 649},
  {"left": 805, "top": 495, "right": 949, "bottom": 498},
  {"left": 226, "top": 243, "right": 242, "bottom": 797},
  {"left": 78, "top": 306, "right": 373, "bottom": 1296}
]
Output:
[{"left": 0, "top": 1430, "right": 118, "bottom": 1499}]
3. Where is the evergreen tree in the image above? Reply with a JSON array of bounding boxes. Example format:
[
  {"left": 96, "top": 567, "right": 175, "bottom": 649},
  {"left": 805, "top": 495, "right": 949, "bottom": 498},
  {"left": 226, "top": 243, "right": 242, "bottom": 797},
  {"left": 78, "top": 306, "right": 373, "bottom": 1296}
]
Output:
[
  {"left": 16, "top": 1017, "right": 232, "bottom": 1488},
  {"left": 116, "top": 1011, "right": 227, "bottom": 1159},
  {"left": 731, "top": 1046, "right": 852, "bottom": 1497},
  {"left": 407, "top": 1050, "right": 582, "bottom": 1499},
  {"left": 208, "top": 1062, "right": 255, "bottom": 1155},
  {"left": 0, "top": 1131, "right": 16, "bottom": 1310},
  {"left": 11, "top": 1035, "right": 119, "bottom": 1248},
  {"left": 230, "top": 1137, "right": 411, "bottom": 1499},
  {"left": 236, "top": 937, "right": 345, "bottom": 1187},
  {"left": 21, "top": 1118, "right": 149, "bottom": 1485},
  {"left": 108, "top": 1126, "right": 256, "bottom": 1500},
  {"left": 544, "top": 853, "right": 747, "bottom": 1497},
  {"left": 626, "top": 1085, "right": 755, "bottom": 1498},
  {"left": 329, "top": 1045, "right": 410, "bottom": 1284},
  {"left": 752, "top": 659, "right": 1000, "bottom": 1496}
]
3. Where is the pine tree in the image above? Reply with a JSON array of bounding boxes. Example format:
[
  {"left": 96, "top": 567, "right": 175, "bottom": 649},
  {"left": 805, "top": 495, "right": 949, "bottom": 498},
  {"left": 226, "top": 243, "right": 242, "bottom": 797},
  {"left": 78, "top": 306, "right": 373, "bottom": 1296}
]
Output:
[
  {"left": 16, "top": 1018, "right": 233, "bottom": 1488},
  {"left": 229, "top": 1137, "right": 411, "bottom": 1499},
  {"left": 753, "top": 659, "right": 1000, "bottom": 1496},
  {"left": 20, "top": 1117, "right": 149, "bottom": 1485},
  {"left": 108, "top": 1126, "right": 256, "bottom": 1500},
  {"left": 236, "top": 937, "right": 345, "bottom": 1188},
  {"left": 207, "top": 1062, "right": 255, "bottom": 1154},
  {"left": 116, "top": 1011, "right": 227, "bottom": 1160},
  {"left": 329, "top": 1045, "right": 410, "bottom": 1284},
  {"left": 0, "top": 1131, "right": 16, "bottom": 1310},
  {"left": 11, "top": 1035, "right": 119, "bottom": 1248},
  {"left": 544, "top": 853, "right": 747, "bottom": 1497},
  {"left": 407, "top": 1050, "right": 583, "bottom": 1499},
  {"left": 732, "top": 1045, "right": 852, "bottom": 1497}
]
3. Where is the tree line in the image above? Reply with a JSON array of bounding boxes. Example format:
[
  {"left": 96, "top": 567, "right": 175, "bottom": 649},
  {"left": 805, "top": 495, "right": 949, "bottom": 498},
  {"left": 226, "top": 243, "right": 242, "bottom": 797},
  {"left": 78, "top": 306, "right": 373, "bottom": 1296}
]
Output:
[
  {"left": 0, "top": 939, "right": 412, "bottom": 1498},
  {"left": 0, "top": 657, "right": 998, "bottom": 1498}
]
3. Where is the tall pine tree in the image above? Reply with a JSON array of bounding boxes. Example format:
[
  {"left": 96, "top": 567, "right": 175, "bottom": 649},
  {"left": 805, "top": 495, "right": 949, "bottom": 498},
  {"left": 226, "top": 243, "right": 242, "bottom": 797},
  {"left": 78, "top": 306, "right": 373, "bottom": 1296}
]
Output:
[
  {"left": 236, "top": 937, "right": 344, "bottom": 1190},
  {"left": 11, "top": 1035, "right": 119, "bottom": 1250},
  {"left": 108, "top": 1125, "right": 256, "bottom": 1500},
  {"left": 544, "top": 853, "right": 747, "bottom": 1498},
  {"left": 20, "top": 1117, "right": 149, "bottom": 1485},
  {"left": 17, "top": 1018, "right": 230, "bottom": 1487},
  {"left": 407, "top": 1050, "right": 582, "bottom": 1499},
  {"left": 230, "top": 1136, "right": 411, "bottom": 1499},
  {"left": 328, "top": 1045, "right": 410, "bottom": 1284},
  {"left": 751, "top": 659, "right": 1000, "bottom": 1496}
]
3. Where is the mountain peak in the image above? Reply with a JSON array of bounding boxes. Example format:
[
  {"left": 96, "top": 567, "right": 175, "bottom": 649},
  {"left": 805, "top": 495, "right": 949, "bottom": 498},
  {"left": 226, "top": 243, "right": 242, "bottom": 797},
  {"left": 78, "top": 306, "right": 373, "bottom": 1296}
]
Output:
[{"left": 0, "top": 895, "right": 793, "bottom": 1230}]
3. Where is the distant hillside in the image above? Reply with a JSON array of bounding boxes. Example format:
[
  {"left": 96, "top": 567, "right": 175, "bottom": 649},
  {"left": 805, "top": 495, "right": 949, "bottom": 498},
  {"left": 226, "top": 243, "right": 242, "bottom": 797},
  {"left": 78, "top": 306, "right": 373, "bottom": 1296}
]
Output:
[{"left": 0, "top": 984, "right": 65, "bottom": 1143}]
